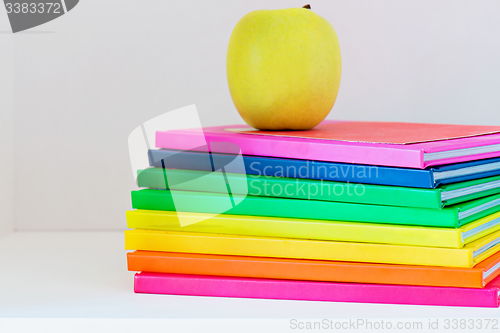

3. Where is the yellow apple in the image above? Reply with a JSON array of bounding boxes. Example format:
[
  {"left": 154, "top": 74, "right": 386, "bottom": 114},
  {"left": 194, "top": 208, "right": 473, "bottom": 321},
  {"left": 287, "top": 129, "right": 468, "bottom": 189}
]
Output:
[{"left": 227, "top": 5, "right": 341, "bottom": 130}]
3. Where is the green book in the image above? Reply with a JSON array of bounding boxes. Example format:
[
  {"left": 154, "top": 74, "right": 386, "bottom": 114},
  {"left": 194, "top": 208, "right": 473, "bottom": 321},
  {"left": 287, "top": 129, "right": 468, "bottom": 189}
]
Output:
[
  {"left": 137, "top": 168, "right": 500, "bottom": 209},
  {"left": 131, "top": 189, "right": 500, "bottom": 228}
]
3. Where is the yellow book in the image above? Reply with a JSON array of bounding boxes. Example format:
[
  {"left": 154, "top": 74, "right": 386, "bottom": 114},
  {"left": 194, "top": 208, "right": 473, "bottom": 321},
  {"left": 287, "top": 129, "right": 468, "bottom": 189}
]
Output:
[
  {"left": 126, "top": 210, "right": 500, "bottom": 249},
  {"left": 124, "top": 228, "right": 500, "bottom": 268}
]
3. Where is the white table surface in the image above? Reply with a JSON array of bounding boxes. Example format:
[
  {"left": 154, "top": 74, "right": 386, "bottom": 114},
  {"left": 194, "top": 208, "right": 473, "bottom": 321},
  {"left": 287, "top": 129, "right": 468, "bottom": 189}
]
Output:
[{"left": 1, "top": 231, "right": 500, "bottom": 332}]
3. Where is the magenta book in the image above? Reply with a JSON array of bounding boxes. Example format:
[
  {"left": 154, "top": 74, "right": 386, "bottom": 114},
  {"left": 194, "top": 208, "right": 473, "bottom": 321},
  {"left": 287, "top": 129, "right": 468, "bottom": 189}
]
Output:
[
  {"left": 155, "top": 121, "right": 500, "bottom": 169},
  {"left": 134, "top": 272, "right": 500, "bottom": 307}
]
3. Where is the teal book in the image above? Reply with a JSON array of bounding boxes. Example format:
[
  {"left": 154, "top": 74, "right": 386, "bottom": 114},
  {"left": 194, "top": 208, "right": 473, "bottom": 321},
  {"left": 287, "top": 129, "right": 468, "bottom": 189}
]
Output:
[
  {"left": 137, "top": 168, "right": 500, "bottom": 209},
  {"left": 131, "top": 189, "right": 500, "bottom": 228}
]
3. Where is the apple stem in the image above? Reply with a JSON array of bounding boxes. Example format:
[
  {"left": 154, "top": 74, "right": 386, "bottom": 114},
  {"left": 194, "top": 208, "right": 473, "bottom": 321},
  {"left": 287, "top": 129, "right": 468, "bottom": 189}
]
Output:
[{"left": 302, "top": 4, "right": 311, "bottom": 9}]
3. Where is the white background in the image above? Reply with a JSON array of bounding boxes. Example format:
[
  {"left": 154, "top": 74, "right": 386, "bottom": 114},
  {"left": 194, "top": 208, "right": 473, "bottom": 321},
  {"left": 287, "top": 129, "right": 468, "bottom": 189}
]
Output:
[
  {"left": 1, "top": 0, "right": 500, "bottom": 231},
  {"left": 1, "top": 1, "right": 500, "bottom": 329},
  {"left": 0, "top": 33, "right": 14, "bottom": 239}
]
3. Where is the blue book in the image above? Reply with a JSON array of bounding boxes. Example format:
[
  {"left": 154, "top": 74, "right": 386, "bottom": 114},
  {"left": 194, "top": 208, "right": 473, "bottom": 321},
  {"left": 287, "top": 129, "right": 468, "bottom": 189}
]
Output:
[{"left": 148, "top": 149, "right": 500, "bottom": 189}]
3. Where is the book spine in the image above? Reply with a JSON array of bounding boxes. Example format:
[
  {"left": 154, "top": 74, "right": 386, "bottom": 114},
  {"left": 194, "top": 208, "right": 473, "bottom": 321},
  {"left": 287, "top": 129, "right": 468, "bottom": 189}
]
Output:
[
  {"left": 137, "top": 168, "right": 442, "bottom": 209},
  {"left": 134, "top": 272, "right": 499, "bottom": 307},
  {"left": 131, "top": 189, "right": 459, "bottom": 228},
  {"left": 148, "top": 149, "right": 436, "bottom": 189},
  {"left": 126, "top": 210, "right": 463, "bottom": 248},
  {"left": 155, "top": 130, "right": 425, "bottom": 169},
  {"left": 127, "top": 251, "right": 484, "bottom": 288},
  {"left": 124, "top": 230, "right": 473, "bottom": 267}
]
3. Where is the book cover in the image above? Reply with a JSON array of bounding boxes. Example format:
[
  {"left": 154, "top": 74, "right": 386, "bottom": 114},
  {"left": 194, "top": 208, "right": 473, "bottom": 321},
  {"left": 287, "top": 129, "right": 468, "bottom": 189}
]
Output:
[
  {"left": 131, "top": 189, "right": 500, "bottom": 228},
  {"left": 137, "top": 168, "right": 500, "bottom": 209},
  {"left": 127, "top": 250, "right": 500, "bottom": 288},
  {"left": 149, "top": 149, "right": 500, "bottom": 189},
  {"left": 125, "top": 210, "right": 500, "bottom": 248},
  {"left": 230, "top": 121, "right": 500, "bottom": 145},
  {"left": 133, "top": 272, "right": 500, "bottom": 307},
  {"left": 155, "top": 122, "right": 500, "bottom": 169},
  {"left": 123, "top": 229, "right": 500, "bottom": 268}
]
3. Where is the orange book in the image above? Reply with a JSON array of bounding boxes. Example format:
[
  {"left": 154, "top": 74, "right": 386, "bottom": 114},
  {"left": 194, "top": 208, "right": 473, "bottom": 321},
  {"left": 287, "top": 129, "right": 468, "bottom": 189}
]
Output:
[{"left": 127, "top": 250, "right": 500, "bottom": 289}]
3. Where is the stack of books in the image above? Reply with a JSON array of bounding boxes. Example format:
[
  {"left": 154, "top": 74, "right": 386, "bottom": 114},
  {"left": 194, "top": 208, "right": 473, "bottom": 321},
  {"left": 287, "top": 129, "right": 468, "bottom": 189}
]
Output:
[{"left": 125, "top": 121, "right": 500, "bottom": 307}]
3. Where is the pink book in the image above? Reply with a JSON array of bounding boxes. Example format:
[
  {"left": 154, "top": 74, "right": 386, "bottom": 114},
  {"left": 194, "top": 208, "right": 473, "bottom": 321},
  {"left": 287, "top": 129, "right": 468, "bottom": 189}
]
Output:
[
  {"left": 155, "top": 121, "right": 500, "bottom": 169},
  {"left": 134, "top": 272, "right": 500, "bottom": 307}
]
